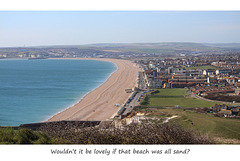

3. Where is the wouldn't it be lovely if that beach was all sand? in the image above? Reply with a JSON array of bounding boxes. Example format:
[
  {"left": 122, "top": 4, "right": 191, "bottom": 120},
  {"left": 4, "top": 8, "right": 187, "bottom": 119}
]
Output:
[{"left": 47, "top": 58, "right": 140, "bottom": 122}]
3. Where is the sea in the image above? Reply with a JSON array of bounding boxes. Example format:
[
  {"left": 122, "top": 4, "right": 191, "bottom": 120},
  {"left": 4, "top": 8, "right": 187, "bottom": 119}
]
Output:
[{"left": 0, "top": 59, "right": 117, "bottom": 126}]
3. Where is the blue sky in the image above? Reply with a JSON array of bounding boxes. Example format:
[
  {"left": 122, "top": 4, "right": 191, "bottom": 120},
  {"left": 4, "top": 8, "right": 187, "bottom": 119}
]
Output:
[{"left": 0, "top": 11, "right": 240, "bottom": 47}]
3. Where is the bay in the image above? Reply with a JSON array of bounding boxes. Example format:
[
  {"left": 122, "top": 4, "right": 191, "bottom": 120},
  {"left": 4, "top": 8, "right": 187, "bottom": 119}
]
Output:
[{"left": 0, "top": 59, "right": 117, "bottom": 126}]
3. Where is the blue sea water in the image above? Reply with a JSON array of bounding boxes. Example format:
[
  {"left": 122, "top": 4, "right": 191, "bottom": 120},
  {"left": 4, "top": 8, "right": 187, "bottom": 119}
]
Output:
[{"left": 0, "top": 59, "right": 117, "bottom": 126}]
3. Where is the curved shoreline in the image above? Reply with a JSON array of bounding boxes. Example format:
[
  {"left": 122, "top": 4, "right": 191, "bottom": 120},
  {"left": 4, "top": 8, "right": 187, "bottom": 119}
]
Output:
[
  {"left": 47, "top": 58, "right": 140, "bottom": 122},
  {"left": 44, "top": 59, "right": 118, "bottom": 122}
]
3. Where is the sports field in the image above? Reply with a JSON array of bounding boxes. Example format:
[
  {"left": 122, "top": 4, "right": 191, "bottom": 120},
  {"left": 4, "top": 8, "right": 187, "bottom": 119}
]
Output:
[
  {"left": 186, "top": 65, "right": 217, "bottom": 70},
  {"left": 147, "top": 88, "right": 223, "bottom": 108}
]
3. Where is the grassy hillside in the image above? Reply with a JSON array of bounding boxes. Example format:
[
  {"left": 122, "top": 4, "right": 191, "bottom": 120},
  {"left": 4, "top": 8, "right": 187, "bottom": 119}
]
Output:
[
  {"left": 142, "top": 108, "right": 240, "bottom": 142},
  {"left": 139, "top": 88, "right": 240, "bottom": 143}
]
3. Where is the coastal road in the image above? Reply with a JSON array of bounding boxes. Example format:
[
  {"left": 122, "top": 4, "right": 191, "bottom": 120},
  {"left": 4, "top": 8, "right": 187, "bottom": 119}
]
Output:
[
  {"left": 138, "top": 71, "right": 146, "bottom": 89},
  {"left": 122, "top": 92, "right": 141, "bottom": 116}
]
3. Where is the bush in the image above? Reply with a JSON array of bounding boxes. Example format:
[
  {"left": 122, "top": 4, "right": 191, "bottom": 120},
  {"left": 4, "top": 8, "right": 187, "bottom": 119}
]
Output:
[
  {"left": 40, "top": 121, "right": 214, "bottom": 144},
  {"left": 0, "top": 128, "right": 16, "bottom": 144},
  {"left": 15, "top": 128, "right": 39, "bottom": 144},
  {"left": 151, "top": 90, "right": 160, "bottom": 95},
  {"left": 1, "top": 121, "right": 214, "bottom": 144},
  {"left": 141, "top": 95, "right": 149, "bottom": 105},
  {"left": 0, "top": 128, "right": 51, "bottom": 144}
]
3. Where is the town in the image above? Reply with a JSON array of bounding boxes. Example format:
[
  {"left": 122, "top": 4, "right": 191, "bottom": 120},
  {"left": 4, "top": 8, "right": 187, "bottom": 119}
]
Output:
[
  {"left": 133, "top": 54, "right": 240, "bottom": 118},
  {"left": 114, "top": 52, "right": 240, "bottom": 120}
]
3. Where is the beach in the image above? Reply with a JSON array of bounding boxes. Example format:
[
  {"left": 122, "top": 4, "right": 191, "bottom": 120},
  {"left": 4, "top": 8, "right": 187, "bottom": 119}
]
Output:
[{"left": 48, "top": 58, "right": 140, "bottom": 122}]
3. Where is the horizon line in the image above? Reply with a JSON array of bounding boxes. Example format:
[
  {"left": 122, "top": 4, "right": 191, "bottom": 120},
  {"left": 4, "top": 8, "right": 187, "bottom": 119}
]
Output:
[{"left": 1, "top": 41, "right": 240, "bottom": 48}]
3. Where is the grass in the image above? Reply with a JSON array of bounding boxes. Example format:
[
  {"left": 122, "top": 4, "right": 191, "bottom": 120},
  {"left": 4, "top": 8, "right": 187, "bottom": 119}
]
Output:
[
  {"left": 165, "top": 109, "right": 240, "bottom": 141},
  {"left": 145, "top": 88, "right": 224, "bottom": 108},
  {"left": 185, "top": 65, "right": 218, "bottom": 70},
  {"left": 140, "top": 108, "right": 240, "bottom": 142},
  {"left": 151, "top": 88, "right": 188, "bottom": 97},
  {"left": 149, "top": 97, "right": 219, "bottom": 108},
  {"left": 140, "top": 88, "right": 240, "bottom": 143}
]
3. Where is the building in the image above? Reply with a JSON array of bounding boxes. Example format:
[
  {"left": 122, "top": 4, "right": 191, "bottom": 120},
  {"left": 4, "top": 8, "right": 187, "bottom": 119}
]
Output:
[
  {"left": 168, "top": 67, "right": 173, "bottom": 74},
  {"left": 216, "top": 69, "right": 232, "bottom": 75},
  {"left": 235, "top": 88, "right": 240, "bottom": 95},
  {"left": 211, "top": 104, "right": 228, "bottom": 113},
  {"left": 203, "top": 69, "right": 215, "bottom": 76}
]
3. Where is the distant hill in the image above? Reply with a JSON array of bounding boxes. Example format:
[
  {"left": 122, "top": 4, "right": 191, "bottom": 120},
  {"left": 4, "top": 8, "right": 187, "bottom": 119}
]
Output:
[
  {"left": 81, "top": 42, "right": 228, "bottom": 54},
  {"left": 203, "top": 43, "right": 240, "bottom": 49},
  {"left": 6, "top": 42, "right": 239, "bottom": 56}
]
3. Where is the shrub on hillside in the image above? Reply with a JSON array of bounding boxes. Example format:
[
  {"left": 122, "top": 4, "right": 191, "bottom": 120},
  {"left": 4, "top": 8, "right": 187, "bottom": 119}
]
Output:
[
  {"left": 140, "top": 95, "right": 149, "bottom": 105},
  {"left": 151, "top": 90, "right": 160, "bottom": 95},
  {"left": 0, "top": 128, "right": 16, "bottom": 144},
  {"left": 0, "top": 128, "right": 51, "bottom": 144},
  {"left": 1, "top": 121, "right": 215, "bottom": 144},
  {"left": 40, "top": 121, "right": 214, "bottom": 144}
]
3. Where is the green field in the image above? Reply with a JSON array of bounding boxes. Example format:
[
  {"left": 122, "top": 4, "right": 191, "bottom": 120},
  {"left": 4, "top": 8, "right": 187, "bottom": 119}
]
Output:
[
  {"left": 146, "top": 89, "right": 223, "bottom": 108},
  {"left": 144, "top": 108, "right": 240, "bottom": 142},
  {"left": 140, "top": 88, "right": 240, "bottom": 143},
  {"left": 149, "top": 97, "right": 220, "bottom": 108},
  {"left": 186, "top": 65, "right": 218, "bottom": 70},
  {"left": 151, "top": 88, "right": 188, "bottom": 97}
]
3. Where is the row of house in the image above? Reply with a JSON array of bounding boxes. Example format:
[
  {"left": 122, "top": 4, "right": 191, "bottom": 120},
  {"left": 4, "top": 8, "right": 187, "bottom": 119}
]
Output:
[
  {"left": 192, "top": 86, "right": 235, "bottom": 96},
  {"left": 212, "top": 61, "right": 240, "bottom": 69},
  {"left": 211, "top": 104, "right": 240, "bottom": 118},
  {"left": 142, "top": 68, "right": 240, "bottom": 89},
  {"left": 139, "top": 59, "right": 240, "bottom": 89}
]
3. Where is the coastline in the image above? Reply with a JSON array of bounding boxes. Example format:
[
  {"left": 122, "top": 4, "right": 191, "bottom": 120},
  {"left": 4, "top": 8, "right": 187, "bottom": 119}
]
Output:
[{"left": 47, "top": 58, "right": 140, "bottom": 122}]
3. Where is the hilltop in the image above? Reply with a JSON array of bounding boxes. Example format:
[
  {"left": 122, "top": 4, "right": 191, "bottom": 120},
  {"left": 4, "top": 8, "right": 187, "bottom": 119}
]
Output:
[
  {"left": 1, "top": 42, "right": 240, "bottom": 59},
  {"left": 30, "top": 42, "right": 240, "bottom": 54}
]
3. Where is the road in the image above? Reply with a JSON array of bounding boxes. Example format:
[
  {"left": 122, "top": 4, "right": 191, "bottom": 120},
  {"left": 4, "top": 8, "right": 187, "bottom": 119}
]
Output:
[
  {"left": 120, "top": 66, "right": 146, "bottom": 116},
  {"left": 189, "top": 90, "right": 240, "bottom": 105},
  {"left": 122, "top": 92, "right": 142, "bottom": 116},
  {"left": 138, "top": 70, "right": 146, "bottom": 89}
]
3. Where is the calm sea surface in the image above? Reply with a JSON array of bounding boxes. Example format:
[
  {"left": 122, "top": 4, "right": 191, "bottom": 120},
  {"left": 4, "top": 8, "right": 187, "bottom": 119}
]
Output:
[{"left": 0, "top": 59, "right": 117, "bottom": 126}]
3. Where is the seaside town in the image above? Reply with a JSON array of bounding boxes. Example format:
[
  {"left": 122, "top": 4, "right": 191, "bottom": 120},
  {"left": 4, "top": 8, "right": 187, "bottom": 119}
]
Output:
[
  {"left": 112, "top": 52, "right": 240, "bottom": 120},
  {"left": 1, "top": 43, "right": 240, "bottom": 144},
  {"left": 1, "top": 44, "right": 240, "bottom": 119},
  {"left": 134, "top": 55, "right": 240, "bottom": 115}
]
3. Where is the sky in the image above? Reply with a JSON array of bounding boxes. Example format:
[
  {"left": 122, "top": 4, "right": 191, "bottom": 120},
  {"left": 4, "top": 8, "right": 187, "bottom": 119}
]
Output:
[{"left": 0, "top": 11, "right": 240, "bottom": 47}]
